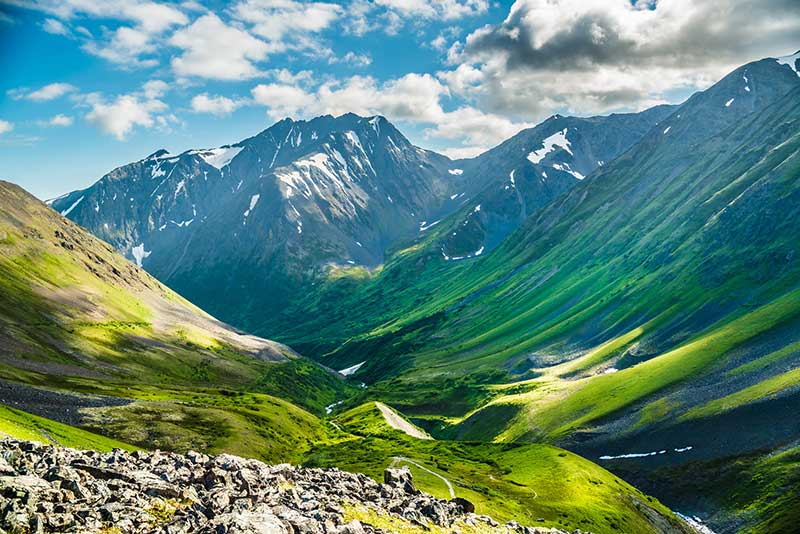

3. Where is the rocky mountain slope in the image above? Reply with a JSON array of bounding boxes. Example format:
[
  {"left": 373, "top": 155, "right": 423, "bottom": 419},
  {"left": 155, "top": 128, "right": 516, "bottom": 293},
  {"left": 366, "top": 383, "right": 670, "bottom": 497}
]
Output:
[{"left": 0, "top": 438, "right": 570, "bottom": 534}]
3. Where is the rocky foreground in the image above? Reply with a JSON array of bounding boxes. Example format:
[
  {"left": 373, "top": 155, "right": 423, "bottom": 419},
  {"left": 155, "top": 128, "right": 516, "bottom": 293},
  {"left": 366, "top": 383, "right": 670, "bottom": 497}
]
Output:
[{"left": 0, "top": 439, "right": 576, "bottom": 534}]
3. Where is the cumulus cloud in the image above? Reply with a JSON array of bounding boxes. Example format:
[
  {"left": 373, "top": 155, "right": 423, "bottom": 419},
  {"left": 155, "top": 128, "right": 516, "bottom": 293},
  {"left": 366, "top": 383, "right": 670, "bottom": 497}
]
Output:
[
  {"left": 450, "top": 0, "right": 800, "bottom": 118},
  {"left": 15, "top": 82, "right": 78, "bottom": 101},
  {"left": 83, "top": 26, "right": 160, "bottom": 67},
  {"left": 170, "top": 13, "right": 272, "bottom": 80},
  {"left": 13, "top": 0, "right": 188, "bottom": 32},
  {"left": 0, "top": 120, "right": 13, "bottom": 135},
  {"left": 190, "top": 94, "right": 247, "bottom": 116},
  {"left": 85, "top": 94, "right": 168, "bottom": 139},
  {"left": 48, "top": 114, "right": 74, "bottom": 126},
  {"left": 231, "top": 0, "right": 341, "bottom": 42},
  {"left": 143, "top": 80, "right": 169, "bottom": 99},
  {"left": 251, "top": 72, "right": 530, "bottom": 149},
  {"left": 41, "top": 18, "right": 70, "bottom": 35},
  {"left": 15, "top": 0, "right": 188, "bottom": 66},
  {"left": 82, "top": 80, "right": 174, "bottom": 139},
  {"left": 345, "top": 0, "right": 488, "bottom": 35}
]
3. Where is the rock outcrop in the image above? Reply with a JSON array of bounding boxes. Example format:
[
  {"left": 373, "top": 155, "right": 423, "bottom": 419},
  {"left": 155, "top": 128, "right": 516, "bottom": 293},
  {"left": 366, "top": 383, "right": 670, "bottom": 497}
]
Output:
[{"left": 0, "top": 439, "right": 574, "bottom": 534}]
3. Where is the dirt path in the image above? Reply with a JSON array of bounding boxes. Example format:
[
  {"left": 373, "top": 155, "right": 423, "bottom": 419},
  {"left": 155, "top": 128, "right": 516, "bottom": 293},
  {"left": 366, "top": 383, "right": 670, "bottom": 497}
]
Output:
[
  {"left": 391, "top": 456, "right": 455, "bottom": 499},
  {"left": 375, "top": 402, "right": 432, "bottom": 440}
]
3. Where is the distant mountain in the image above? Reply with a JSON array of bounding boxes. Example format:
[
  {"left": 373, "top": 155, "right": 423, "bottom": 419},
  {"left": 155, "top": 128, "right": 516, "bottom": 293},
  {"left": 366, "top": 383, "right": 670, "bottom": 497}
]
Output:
[
  {"left": 51, "top": 113, "right": 472, "bottom": 333},
  {"left": 441, "top": 106, "right": 674, "bottom": 258}
]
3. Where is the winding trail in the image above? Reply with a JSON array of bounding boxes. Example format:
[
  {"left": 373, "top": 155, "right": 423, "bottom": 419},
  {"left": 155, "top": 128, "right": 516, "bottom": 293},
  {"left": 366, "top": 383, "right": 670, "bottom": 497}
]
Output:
[
  {"left": 391, "top": 456, "right": 455, "bottom": 499},
  {"left": 375, "top": 402, "right": 432, "bottom": 440}
]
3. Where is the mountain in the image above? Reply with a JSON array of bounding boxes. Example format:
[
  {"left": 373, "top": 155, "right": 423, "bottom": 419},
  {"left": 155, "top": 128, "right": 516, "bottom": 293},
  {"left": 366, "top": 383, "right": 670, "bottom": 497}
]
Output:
[
  {"left": 440, "top": 105, "right": 674, "bottom": 258},
  {"left": 52, "top": 108, "right": 670, "bottom": 340},
  {"left": 244, "top": 54, "right": 800, "bottom": 532},
  {"left": 50, "top": 113, "right": 469, "bottom": 334}
]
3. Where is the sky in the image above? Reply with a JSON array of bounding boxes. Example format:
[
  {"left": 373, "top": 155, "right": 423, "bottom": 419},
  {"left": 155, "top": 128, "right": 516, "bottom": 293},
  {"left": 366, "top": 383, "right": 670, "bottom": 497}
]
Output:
[{"left": 0, "top": 0, "right": 799, "bottom": 200}]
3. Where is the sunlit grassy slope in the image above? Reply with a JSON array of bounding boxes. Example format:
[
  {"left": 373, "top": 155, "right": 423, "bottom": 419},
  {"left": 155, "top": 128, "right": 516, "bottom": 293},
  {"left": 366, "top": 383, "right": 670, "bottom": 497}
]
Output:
[
  {"left": 0, "top": 180, "right": 351, "bottom": 462},
  {"left": 306, "top": 402, "right": 691, "bottom": 534}
]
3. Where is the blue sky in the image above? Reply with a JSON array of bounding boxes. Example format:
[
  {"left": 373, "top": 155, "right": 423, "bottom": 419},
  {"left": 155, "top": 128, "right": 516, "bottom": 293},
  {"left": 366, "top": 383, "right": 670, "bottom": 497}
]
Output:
[{"left": 1, "top": 0, "right": 798, "bottom": 200}]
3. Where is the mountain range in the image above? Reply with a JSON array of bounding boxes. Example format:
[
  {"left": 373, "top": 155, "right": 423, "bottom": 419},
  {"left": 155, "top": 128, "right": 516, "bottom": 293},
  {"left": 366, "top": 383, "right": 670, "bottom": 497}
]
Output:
[{"left": 18, "top": 49, "right": 800, "bottom": 533}]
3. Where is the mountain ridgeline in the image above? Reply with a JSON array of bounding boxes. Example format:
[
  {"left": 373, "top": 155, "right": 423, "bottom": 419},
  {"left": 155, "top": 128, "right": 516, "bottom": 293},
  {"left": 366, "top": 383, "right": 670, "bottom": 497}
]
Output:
[{"left": 48, "top": 51, "right": 800, "bottom": 533}]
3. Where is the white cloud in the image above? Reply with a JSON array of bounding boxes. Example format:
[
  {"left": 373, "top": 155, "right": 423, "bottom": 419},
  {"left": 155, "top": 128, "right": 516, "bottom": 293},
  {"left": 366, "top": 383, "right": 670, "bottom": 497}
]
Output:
[
  {"left": 251, "top": 72, "right": 530, "bottom": 149},
  {"left": 452, "top": 0, "right": 800, "bottom": 118},
  {"left": 346, "top": 0, "right": 488, "bottom": 34},
  {"left": 333, "top": 52, "right": 372, "bottom": 68},
  {"left": 86, "top": 95, "right": 166, "bottom": 139},
  {"left": 232, "top": 0, "right": 341, "bottom": 42},
  {"left": 49, "top": 114, "right": 74, "bottom": 126},
  {"left": 84, "top": 82, "right": 171, "bottom": 140},
  {"left": 83, "top": 26, "right": 159, "bottom": 67},
  {"left": 16, "top": 0, "right": 188, "bottom": 32},
  {"left": 143, "top": 80, "right": 169, "bottom": 99},
  {"left": 190, "top": 94, "right": 246, "bottom": 116},
  {"left": 0, "top": 120, "right": 13, "bottom": 135},
  {"left": 21, "top": 83, "right": 78, "bottom": 101},
  {"left": 170, "top": 13, "right": 271, "bottom": 80},
  {"left": 17, "top": 1, "right": 188, "bottom": 67},
  {"left": 41, "top": 18, "right": 70, "bottom": 35},
  {"left": 251, "top": 84, "right": 311, "bottom": 118}
]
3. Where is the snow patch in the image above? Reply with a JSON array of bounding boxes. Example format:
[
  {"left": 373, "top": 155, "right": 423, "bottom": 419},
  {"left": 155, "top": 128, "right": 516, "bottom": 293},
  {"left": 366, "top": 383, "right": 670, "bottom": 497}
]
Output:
[
  {"left": 552, "top": 163, "right": 585, "bottom": 180},
  {"left": 419, "top": 220, "right": 440, "bottom": 231},
  {"left": 527, "top": 128, "right": 573, "bottom": 165},
  {"left": 339, "top": 361, "right": 365, "bottom": 376},
  {"left": 60, "top": 196, "right": 84, "bottom": 217},
  {"left": 243, "top": 194, "right": 260, "bottom": 218},
  {"left": 600, "top": 445, "right": 693, "bottom": 460},
  {"left": 131, "top": 243, "right": 151, "bottom": 267},
  {"left": 776, "top": 51, "right": 800, "bottom": 76},
  {"left": 676, "top": 514, "right": 717, "bottom": 534},
  {"left": 194, "top": 146, "right": 244, "bottom": 169}
]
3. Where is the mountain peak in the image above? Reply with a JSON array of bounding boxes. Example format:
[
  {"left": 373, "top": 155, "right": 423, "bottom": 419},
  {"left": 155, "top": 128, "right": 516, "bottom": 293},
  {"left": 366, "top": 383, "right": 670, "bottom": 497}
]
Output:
[{"left": 146, "top": 149, "right": 171, "bottom": 160}]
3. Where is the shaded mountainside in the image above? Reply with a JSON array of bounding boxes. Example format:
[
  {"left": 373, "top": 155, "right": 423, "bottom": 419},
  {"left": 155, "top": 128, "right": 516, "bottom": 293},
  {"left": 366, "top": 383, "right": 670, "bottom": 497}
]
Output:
[{"left": 0, "top": 181, "right": 696, "bottom": 533}]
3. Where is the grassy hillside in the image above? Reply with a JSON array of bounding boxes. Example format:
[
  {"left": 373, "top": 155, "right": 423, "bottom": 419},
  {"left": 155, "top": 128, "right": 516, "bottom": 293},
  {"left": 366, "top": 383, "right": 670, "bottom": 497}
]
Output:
[
  {"left": 305, "top": 402, "right": 691, "bottom": 534},
  {"left": 0, "top": 179, "right": 354, "bottom": 462}
]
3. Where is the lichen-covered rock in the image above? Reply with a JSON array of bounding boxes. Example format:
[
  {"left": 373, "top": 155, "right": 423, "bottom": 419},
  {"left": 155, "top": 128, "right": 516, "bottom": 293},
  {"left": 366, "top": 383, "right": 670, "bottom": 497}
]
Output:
[{"left": 0, "top": 439, "right": 572, "bottom": 534}]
